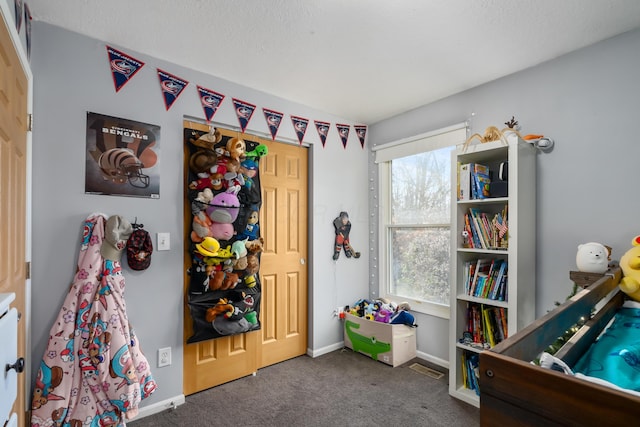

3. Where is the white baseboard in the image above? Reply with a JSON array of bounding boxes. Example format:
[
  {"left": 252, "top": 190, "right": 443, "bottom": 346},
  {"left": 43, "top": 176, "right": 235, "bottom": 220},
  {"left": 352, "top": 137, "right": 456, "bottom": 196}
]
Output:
[
  {"left": 307, "top": 341, "right": 344, "bottom": 358},
  {"left": 307, "top": 341, "right": 449, "bottom": 370},
  {"left": 134, "top": 394, "right": 185, "bottom": 420},
  {"left": 416, "top": 350, "right": 449, "bottom": 370}
]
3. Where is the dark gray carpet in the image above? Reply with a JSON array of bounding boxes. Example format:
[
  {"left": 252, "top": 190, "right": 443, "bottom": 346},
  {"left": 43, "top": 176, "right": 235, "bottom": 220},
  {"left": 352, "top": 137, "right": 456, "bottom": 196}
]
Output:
[{"left": 129, "top": 348, "right": 479, "bottom": 427}]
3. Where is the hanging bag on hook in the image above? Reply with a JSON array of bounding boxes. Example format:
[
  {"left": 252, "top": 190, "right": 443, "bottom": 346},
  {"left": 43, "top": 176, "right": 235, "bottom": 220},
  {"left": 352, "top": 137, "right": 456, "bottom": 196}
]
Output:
[{"left": 126, "top": 225, "right": 153, "bottom": 271}]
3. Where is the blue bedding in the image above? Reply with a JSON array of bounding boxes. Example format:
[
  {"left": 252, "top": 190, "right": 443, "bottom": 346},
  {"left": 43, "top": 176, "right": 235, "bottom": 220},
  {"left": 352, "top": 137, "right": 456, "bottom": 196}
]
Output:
[{"left": 572, "top": 302, "right": 640, "bottom": 391}]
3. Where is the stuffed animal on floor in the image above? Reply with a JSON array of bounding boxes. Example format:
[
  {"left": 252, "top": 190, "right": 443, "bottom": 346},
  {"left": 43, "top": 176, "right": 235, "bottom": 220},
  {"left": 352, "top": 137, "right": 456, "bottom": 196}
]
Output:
[{"left": 619, "top": 236, "right": 640, "bottom": 302}]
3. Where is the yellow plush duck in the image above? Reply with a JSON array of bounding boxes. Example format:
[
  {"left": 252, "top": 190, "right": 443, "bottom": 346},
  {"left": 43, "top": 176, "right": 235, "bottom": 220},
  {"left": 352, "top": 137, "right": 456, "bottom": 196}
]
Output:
[{"left": 619, "top": 235, "right": 640, "bottom": 302}]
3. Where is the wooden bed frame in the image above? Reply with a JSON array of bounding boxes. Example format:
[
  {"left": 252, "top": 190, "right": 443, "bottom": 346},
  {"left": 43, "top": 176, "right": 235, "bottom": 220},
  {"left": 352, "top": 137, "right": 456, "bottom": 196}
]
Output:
[{"left": 479, "top": 265, "right": 640, "bottom": 425}]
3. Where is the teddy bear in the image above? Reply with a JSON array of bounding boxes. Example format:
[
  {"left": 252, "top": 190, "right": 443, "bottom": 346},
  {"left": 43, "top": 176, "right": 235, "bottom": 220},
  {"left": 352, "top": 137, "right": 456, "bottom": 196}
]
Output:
[
  {"left": 576, "top": 242, "right": 611, "bottom": 274},
  {"left": 619, "top": 236, "right": 640, "bottom": 302}
]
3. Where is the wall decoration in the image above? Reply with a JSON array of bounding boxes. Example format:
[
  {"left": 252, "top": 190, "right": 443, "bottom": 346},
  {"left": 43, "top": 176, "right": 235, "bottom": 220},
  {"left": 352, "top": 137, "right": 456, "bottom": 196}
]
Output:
[
  {"left": 263, "top": 108, "right": 283, "bottom": 140},
  {"left": 85, "top": 112, "right": 160, "bottom": 198},
  {"left": 354, "top": 125, "right": 367, "bottom": 149},
  {"left": 336, "top": 123, "right": 351, "bottom": 149},
  {"left": 314, "top": 120, "right": 330, "bottom": 148},
  {"left": 106, "top": 46, "right": 145, "bottom": 93},
  {"left": 332, "top": 211, "right": 360, "bottom": 260},
  {"left": 184, "top": 125, "right": 267, "bottom": 343},
  {"left": 157, "top": 68, "right": 189, "bottom": 110},
  {"left": 232, "top": 98, "right": 256, "bottom": 133},
  {"left": 14, "top": 0, "right": 23, "bottom": 32},
  {"left": 197, "top": 85, "right": 225, "bottom": 122},
  {"left": 24, "top": 3, "right": 31, "bottom": 59},
  {"left": 291, "top": 115, "right": 309, "bottom": 145}
]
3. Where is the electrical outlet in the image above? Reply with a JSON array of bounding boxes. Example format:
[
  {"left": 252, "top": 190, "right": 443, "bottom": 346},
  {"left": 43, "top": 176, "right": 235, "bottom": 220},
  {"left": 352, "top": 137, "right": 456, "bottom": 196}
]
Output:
[{"left": 158, "top": 347, "right": 171, "bottom": 367}]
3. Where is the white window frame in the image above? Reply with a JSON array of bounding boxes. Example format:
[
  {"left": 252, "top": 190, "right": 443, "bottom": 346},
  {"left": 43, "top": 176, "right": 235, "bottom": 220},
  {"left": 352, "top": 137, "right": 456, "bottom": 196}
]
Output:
[{"left": 374, "top": 123, "right": 467, "bottom": 318}]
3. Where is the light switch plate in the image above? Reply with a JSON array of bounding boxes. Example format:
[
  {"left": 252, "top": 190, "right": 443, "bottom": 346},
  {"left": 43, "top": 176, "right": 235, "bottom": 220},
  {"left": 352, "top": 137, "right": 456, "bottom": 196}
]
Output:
[{"left": 157, "top": 232, "right": 170, "bottom": 251}]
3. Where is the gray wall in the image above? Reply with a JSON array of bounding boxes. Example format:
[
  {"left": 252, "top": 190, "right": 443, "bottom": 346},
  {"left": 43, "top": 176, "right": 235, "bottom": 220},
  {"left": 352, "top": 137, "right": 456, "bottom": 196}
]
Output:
[
  {"left": 29, "top": 21, "right": 369, "bottom": 407},
  {"left": 369, "top": 27, "right": 640, "bottom": 362}
]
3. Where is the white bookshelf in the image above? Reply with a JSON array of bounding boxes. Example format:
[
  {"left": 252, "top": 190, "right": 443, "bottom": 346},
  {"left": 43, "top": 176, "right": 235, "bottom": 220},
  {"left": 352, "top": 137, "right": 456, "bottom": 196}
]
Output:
[{"left": 448, "top": 137, "right": 536, "bottom": 407}]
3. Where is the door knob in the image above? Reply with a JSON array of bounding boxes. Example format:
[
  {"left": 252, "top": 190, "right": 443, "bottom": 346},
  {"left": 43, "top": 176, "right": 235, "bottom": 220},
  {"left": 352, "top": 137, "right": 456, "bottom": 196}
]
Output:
[{"left": 6, "top": 357, "right": 25, "bottom": 373}]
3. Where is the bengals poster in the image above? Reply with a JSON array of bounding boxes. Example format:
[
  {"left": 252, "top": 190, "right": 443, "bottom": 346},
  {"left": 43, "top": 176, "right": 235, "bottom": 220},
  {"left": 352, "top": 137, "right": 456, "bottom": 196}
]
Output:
[{"left": 85, "top": 112, "right": 161, "bottom": 198}]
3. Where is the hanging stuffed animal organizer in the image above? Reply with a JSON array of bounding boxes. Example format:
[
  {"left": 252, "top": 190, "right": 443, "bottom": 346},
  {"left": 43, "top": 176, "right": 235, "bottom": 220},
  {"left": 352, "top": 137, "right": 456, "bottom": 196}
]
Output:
[{"left": 184, "top": 126, "right": 267, "bottom": 343}]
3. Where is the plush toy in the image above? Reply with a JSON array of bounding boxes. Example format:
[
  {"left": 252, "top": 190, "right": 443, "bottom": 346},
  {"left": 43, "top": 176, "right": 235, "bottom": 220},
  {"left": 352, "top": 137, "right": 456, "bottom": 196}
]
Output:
[
  {"left": 206, "top": 192, "right": 240, "bottom": 224},
  {"left": 226, "top": 137, "right": 246, "bottom": 161},
  {"left": 191, "top": 189, "right": 214, "bottom": 242},
  {"left": 374, "top": 308, "right": 392, "bottom": 323},
  {"left": 619, "top": 236, "right": 640, "bottom": 302},
  {"left": 245, "top": 144, "right": 268, "bottom": 160},
  {"left": 209, "top": 271, "right": 240, "bottom": 291},
  {"left": 576, "top": 242, "right": 611, "bottom": 273},
  {"left": 209, "top": 221, "right": 235, "bottom": 241},
  {"left": 238, "top": 209, "right": 260, "bottom": 241},
  {"left": 205, "top": 298, "right": 234, "bottom": 322},
  {"left": 390, "top": 302, "right": 418, "bottom": 327}
]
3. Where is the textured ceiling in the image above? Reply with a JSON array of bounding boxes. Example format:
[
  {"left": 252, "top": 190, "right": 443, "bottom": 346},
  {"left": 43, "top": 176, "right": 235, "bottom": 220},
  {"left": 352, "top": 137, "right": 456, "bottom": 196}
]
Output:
[{"left": 25, "top": 0, "right": 640, "bottom": 124}]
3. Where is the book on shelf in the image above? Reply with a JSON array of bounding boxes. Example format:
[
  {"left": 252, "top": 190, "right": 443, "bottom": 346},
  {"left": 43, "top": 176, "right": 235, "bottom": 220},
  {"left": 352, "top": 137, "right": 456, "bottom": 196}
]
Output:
[
  {"left": 490, "top": 261, "right": 508, "bottom": 300},
  {"left": 462, "top": 303, "right": 508, "bottom": 350},
  {"left": 469, "top": 258, "right": 492, "bottom": 296},
  {"left": 471, "top": 163, "right": 491, "bottom": 199},
  {"left": 459, "top": 163, "right": 471, "bottom": 201}
]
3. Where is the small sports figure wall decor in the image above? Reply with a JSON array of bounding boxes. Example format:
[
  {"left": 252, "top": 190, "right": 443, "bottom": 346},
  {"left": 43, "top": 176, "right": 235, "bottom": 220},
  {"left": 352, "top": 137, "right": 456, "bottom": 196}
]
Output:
[{"left": 332, "top": 211, "right": 360, "bottom": 260}]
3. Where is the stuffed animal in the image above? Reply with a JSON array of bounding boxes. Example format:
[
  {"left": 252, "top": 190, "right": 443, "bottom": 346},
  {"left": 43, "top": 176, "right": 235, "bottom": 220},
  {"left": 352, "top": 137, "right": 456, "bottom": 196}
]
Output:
[
  {"left": 374, "top": 308, "right": 392, "bottom": 323},
  {"left": 191, "top": 189, "right": 214, "bottom": 242},
  {"left": 576, "top": 242, "right": 611, "bottom": 273},
  {"left": 206, "top": 192, "right": 240, "bottom": 224},
  {"left": 209, "top": 271, "right": 240, "bottom": 291},
  {"left": 209, "top": 221, "right": 235, "bottom": 241},
  {"left": 226, "top": 137, "right": 246, "bottom": 161},
  {"left": 238, "top": 209, "right": 260, "bottom": 241},
  {"left": 244, "top": 237, "right": 264, "bottom": 275},
  {"left": 619, "top": 236, "right": 640, "bottom": 302},
  {"left": 205, "top": 298, "right": 234, "bottom": 322}
]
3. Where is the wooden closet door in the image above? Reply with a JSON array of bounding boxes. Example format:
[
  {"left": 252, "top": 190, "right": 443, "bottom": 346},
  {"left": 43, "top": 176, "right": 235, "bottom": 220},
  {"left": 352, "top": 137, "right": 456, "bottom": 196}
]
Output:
[
  {"left": 0, "top": 12, "right": 29, "bottom": 426},
  {"left": 182, "top": 122, "right": 308, "bottom": 394}
]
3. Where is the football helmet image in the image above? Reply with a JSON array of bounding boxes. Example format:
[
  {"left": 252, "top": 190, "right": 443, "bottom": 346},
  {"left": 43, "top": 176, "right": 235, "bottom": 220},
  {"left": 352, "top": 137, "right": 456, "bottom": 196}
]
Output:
[{"left": 98, "top": 148, "right": 150, "bottom": 188}]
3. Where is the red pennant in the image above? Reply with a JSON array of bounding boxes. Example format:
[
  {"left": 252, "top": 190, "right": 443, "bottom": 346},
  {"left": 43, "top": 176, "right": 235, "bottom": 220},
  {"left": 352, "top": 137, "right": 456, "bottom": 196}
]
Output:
[
  {"left": 291, "top": 116, "right": 309, "bottom": 145},
  {"left": 157, "top": 69, "right": 189, "bottom": 111},
  {"left": 336, "top": 124, "right": 350, "bottom": 149},
  {"left": 314, "top": 121, "right": 330, "bottom": 148},
  {"left": 106, "top": 46, "right": 145, "bottom": 93},
  {"left": 354, "top": 125, "right": 367, "bottom": 149},
  {"left": 263, "top": 108, "right": 283, "bottom": 140},
  {"left": 232, "top": 98, "right": 256, "bottom": 132},
  {"left": 197, "top": 86, "right": 225, "bottom": 122}
]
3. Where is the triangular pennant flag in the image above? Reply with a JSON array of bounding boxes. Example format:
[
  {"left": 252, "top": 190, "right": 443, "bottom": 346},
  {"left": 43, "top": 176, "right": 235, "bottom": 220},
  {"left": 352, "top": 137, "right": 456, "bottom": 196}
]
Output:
[
  {"left": 263, "top": 108, "right": 283, "bottom": 140},
  {"left": 336, "top": 124, "right": 350, "bottom": 149},
  {"left": 291, "top": 116, "right": 309, "bottom": 145},
  {"left": 157, "top": 69, "right": 189, "bottom": 111},
  {"left": 232, "top": 98, "right": 256, "bottom": 132},
  {"left": 197, "top": 85, "right": 225, "bottom": 122},
  {"left": 106, "top": 45, "right": 145, "bottom": 92},
  {"left": 314, "top": 120, "right": 330, "bottom": 148},
  {"left": 354, "top": 125, "right": 367, "bottom": 149}
]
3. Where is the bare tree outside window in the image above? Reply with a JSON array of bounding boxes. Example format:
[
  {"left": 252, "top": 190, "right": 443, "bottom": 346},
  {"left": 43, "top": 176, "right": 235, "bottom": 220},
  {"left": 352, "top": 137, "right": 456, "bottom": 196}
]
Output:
[{"left": 388, "top": 146, "right": 453, "bottom": 305}]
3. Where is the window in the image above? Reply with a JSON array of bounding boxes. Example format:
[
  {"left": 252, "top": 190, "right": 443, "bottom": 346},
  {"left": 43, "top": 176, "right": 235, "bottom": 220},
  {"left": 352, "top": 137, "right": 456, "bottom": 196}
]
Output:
[{"left": 375, "top": 124, "right": 466, "bottom": 318}]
